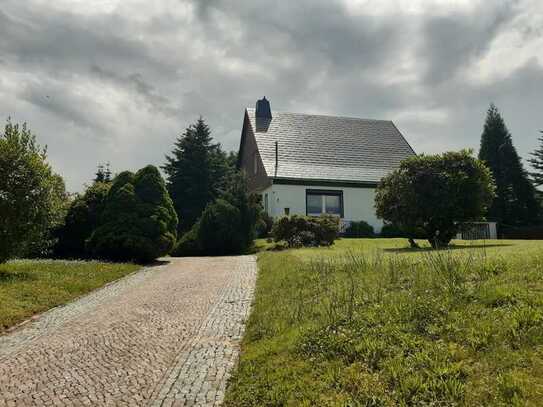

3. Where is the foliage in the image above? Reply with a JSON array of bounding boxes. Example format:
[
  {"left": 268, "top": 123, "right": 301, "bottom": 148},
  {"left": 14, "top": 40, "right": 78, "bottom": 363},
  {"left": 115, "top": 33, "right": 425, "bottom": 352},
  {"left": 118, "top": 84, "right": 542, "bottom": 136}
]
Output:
[
  {"left": 0, "top": 119, "right": 67, "bottom": 262},
  {"left": 53, "top": 181, "right": 111, "bottom": 259},
  {"left": 197, "top": 199, "right": 244, "bottom": 255},
  {"left": 87, "top": 165, "right": 178, "bottom": 262},
  {"left": 0, "top": 259, "right": 138, "bottom": 332},
  {"left": 172, "top": 172, "right": 260, "bottom": 256},
  {"left": 224, "top": 239, "right": 543, "bottom": 406},
  {"left": 256, "top": 212, "right": 274, "bottom": 238},
  {"left": 172, "top": 226, "right": 201, "bottom": 257},
  {"left": 344, "top": 220, "right": 374, "bottom": 238},
  {"left": 375, "top": 150, "right": 495, "bottom": 248},
  {"left": 94, "top": 162, "right": 112, "bottom": 183},
  {"left": 479, "top": 104, "right": 540, "bottom": 225},
  {"left": 163, "top": 117, "right": 235, "bottom": 232},
  {"left": 272, "top": 215, "right": 339, "bottom": 247},
  {"left": 528, "top": 131, "right": 543, "bottom": 188}
]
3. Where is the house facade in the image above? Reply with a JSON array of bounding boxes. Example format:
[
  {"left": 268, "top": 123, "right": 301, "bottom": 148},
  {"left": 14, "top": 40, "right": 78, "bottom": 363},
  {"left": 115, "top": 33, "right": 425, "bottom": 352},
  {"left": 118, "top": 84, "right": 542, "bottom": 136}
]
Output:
[{"left": 238, "top": 97, "right": 416, "bottom": 233}]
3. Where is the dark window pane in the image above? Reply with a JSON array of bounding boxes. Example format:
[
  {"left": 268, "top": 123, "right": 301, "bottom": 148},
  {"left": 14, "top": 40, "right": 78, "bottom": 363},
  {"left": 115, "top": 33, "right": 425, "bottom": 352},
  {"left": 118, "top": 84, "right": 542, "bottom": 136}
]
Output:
[
  {"left": 307, "top": 194, "right": 322, "bottom": 214},
  {"left": 325, "top": 194, "right": 341, "bottom": 215}
]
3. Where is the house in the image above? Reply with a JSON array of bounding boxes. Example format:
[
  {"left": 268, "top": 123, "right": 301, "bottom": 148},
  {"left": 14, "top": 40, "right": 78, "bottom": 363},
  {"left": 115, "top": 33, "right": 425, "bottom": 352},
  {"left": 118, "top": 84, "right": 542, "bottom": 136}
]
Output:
[{"left": 238, "top": 97, "right": 416, "bottom": 232}]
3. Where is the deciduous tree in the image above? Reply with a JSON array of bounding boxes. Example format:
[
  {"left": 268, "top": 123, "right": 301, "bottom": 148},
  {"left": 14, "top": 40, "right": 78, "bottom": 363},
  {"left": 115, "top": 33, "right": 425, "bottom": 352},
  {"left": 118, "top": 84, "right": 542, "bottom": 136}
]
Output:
[
  {"left": 375, "top": 150, "right": 495, "bottom": 248},
  {"left": 0, "top": 119, "right": 67, "bottom": 262}
]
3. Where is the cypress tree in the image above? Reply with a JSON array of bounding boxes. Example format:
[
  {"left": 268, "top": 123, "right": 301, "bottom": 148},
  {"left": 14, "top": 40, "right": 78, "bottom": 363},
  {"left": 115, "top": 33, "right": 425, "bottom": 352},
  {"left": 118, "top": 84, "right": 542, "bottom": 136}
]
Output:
[
  {"left": 163, "top": 117, "right": 231, "bottom": 232},
  {"left": 528, "top": 131, "right": 543, "bottom": 187},
  {"left": 478, "top": 104, "right": 540, "bottom": 225}
]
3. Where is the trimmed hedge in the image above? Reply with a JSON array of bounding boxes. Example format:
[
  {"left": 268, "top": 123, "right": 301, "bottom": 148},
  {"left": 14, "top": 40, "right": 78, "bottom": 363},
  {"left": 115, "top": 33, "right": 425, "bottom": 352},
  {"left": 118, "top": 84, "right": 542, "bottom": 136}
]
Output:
[
  {"left": 271, "top": 215, "right": 339, "bottom": 247},
  {"left": 87, "top": 166, "right": 178, "bottom": 263},
  {"left": 344, "top": 220, "right": 374, "bottom": 238}
]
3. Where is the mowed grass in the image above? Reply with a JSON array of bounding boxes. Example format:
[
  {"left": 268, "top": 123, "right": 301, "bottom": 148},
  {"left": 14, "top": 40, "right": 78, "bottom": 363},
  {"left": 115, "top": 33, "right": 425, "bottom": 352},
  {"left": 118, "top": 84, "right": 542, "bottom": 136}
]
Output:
[
  {"left": 225, "top": 239, "right": 543, "bottom": 406},
  {"left": 0, "top": 259, "right": 139, "bottom": 332}
]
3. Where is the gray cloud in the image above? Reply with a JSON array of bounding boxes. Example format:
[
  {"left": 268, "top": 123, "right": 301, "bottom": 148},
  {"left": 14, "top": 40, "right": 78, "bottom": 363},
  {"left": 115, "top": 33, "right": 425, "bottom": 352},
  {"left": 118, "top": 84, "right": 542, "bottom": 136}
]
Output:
[{"left": 0, "top": 0, "right": 542, "bottom": 191}]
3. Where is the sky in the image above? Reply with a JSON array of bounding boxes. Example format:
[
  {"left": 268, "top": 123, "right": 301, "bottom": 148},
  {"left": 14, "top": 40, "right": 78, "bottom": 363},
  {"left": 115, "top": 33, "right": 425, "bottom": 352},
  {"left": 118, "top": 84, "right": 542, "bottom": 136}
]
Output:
[{"left": 1, "top": 0, "right": 542, "bottom": 192}]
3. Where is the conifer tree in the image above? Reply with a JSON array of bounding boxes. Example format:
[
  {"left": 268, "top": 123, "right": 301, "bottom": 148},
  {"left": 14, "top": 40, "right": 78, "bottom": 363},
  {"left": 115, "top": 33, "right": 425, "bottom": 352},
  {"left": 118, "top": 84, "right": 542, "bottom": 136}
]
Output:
[
  {"left": 478, "top": 104, "right": 540, "bottom": 225},
  {"left": 528, "top": 131, "right": 543, "bottom": 187},
  {"left": 163, "top": 117, "right": 231, "bottom": 232}
]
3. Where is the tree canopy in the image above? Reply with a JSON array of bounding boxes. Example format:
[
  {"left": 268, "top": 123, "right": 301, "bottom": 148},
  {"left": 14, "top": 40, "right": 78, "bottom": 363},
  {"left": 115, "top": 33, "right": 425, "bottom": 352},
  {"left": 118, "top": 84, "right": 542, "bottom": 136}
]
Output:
[
  {"left": 528, "top": 131, "right": 543, "bottom": 188},
  {"left": 478, "top": 104, "right": 540, "bottom": 225},
  {"left": 163, "top": 118, "right": 235, "bottom": 232},
  {"left": 0, "top": 119, "right": 67, "bottom": 262},
  {"left": 375, "top": 150, "right": 495, "bottom": 248}
]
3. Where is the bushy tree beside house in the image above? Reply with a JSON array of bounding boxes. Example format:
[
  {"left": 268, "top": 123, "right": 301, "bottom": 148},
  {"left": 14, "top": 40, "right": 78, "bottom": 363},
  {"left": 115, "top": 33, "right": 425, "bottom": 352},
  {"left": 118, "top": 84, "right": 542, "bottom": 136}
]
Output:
[
  {"left": 479, "top": 105, "right": 540, "bottom": 225},
  {"left": 163, "top": 118, "right": 234, "bottom": 233},
  {"left": 87, "top": 165, "right": 178, "bottom": 262},
  {"left": 172, "top": 172, "right": 260, "bottom": 256},
  {"left": 375, "top": 150, "right": 495, "bottom": 248},
  {"left": 0, "top": 119, "right": 67, "bottom": 262},
  {"left": 53, "top": 181, "right": 111, "bottom": 259}
]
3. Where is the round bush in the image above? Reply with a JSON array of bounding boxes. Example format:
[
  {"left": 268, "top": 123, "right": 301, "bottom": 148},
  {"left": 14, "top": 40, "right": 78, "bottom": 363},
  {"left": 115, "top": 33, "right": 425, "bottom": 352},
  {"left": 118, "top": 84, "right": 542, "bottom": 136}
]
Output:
[{"left": 87, "top": 166, "right": 178, "bottom": 262}]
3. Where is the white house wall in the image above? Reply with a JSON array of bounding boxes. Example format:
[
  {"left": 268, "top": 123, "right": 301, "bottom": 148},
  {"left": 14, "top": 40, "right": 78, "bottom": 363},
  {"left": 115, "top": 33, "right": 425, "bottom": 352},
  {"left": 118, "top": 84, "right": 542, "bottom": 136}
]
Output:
[{"left": 262, "top": 183, "right": 384, "bottom": 233}]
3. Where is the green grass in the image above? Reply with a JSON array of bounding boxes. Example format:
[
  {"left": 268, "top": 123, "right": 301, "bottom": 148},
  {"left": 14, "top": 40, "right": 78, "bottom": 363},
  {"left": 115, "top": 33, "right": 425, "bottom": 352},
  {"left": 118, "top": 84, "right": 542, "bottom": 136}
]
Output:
[
  {"left": 225, "top": 239, "right": 543, "bottom": 406},
  {"left": 0, "top": 259, "right": 139, "bottom": 332}
]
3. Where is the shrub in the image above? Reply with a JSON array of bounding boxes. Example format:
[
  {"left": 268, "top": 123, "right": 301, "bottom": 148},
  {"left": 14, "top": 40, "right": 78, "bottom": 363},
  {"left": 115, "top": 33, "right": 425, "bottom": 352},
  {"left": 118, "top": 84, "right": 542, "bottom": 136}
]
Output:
[
  {"left": 344, "top": 220, "right": 374, "bottom": 238},
  {"left": 375, "top": 150, "right": 495, "bottom": 248},
  {"left": 256, "top": 212, "right": 274, "bottom": 238},
  {"left": 87, "top": 166, "right": 178, "bottom": 262},
  {"left": 272, "top": 215, "right": 339, "bottom": 247},
  {"left": 0, "top": 119, "right": 67, "bottom": 262},
  {"left": 380, "top": 223, "right": 427, "bottom": 239},
  {"left": 173, "top": 226, "right": 202, "bottom": 257},
  {"left": 53, "top": 181, "right": 111, "bottom": 259},
  {"left": 197, "top": 199, "right": 245, "bottom": 255}
]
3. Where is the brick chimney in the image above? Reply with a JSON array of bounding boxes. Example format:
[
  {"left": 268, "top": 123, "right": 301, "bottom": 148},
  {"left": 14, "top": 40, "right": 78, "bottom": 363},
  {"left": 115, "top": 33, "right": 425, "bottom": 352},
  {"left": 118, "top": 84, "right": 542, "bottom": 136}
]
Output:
[{"left": 255, "top": 96, "right": 272, "bottom": 119}]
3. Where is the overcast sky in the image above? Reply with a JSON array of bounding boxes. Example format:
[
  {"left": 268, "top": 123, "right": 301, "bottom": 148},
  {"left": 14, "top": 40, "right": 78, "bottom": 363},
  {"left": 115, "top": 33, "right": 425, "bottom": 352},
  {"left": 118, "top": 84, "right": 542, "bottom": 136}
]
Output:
[{"left": 1, "top": 0, "right": 542, "bottom": 191}]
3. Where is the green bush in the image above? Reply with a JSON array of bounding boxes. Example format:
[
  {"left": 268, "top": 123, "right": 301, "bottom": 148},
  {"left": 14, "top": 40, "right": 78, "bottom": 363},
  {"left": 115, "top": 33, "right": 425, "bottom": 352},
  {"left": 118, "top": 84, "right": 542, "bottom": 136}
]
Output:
[
  {"left": 256, "top": 212, "right": 274, "bottom": 238},
  {"left": 173, "top": 226, "right": 202, "bottom": 257},
  {"left": 197, "top": 199, "right": 244, "bottom": 255},
  {"left": 53, "top": 182, "right": 110, "bottom": 259},
  {"left": 272, "top": 215, "right": 339, "bottom": 247},
  {"left": 344, "top": 220, "right": 374, "bottom": 237},
  {"left": 87, "top": 165, "right": 178, "bottom": 262},
  {"left": 375, "top": 150, "right": 495, "bottom": 248},
  {"left": 172, "top": 172, "right": 260, "bottom": 257}
]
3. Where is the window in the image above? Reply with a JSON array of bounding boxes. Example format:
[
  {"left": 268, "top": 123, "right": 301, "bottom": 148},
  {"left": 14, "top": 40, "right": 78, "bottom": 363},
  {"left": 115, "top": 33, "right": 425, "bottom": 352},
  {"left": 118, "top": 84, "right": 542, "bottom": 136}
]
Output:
[{"left": 306, "top": 190, "right": 343, "bottom": 217}]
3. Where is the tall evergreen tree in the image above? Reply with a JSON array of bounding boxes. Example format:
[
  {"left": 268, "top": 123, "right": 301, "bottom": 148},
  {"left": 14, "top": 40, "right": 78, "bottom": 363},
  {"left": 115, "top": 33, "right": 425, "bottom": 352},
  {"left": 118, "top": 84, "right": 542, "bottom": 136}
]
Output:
[
  {"left": 163, "top": 118, "right": 231, "bottom": 232},
  {"left": 478, "top": 104, "right": 540, "bottom": 225},
  {"left": 528, "top": 131, "right": 543, "bottom": 187}
]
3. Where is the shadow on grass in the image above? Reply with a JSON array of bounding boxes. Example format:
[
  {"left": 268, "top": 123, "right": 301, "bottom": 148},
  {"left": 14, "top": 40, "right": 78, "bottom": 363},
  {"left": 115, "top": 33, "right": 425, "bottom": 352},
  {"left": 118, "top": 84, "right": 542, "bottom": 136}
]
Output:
[
  {"left": 0, "top": 270, "right": 35, "bottom": 283},
  {"left": 383, "top": 243, "right": 514, "bottom": 253}
]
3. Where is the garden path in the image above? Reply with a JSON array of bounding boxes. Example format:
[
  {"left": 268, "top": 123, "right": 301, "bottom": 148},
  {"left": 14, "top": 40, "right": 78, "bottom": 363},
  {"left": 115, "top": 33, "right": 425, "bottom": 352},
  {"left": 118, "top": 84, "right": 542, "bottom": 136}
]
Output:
[{"left": 0, "top": 256, "right": 256, "bottom": 407}]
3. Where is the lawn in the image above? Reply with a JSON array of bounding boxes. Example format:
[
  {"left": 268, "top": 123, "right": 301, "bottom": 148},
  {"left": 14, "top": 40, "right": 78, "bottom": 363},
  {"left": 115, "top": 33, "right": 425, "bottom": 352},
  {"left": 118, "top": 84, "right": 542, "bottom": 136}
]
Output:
[
  {"left": 225, "top": 238, "right": 543, "bottom": 406},
  {"left": 0, "top": 259, "right": 139, "bottom": 332}
]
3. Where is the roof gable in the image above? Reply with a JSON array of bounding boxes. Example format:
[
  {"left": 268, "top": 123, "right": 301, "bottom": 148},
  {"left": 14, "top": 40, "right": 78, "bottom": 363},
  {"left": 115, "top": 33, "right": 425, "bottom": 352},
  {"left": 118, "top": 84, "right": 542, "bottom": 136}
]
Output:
[{"left": 245, "top": 108, "right": 416, "bottom": 184}]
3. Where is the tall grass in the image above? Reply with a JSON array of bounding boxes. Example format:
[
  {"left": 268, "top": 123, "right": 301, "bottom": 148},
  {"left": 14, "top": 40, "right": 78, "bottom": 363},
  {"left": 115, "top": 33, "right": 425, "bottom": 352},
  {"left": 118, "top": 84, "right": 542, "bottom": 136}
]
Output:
[{"left": 225, "top": 245, "right": 543, "bottom": 406}]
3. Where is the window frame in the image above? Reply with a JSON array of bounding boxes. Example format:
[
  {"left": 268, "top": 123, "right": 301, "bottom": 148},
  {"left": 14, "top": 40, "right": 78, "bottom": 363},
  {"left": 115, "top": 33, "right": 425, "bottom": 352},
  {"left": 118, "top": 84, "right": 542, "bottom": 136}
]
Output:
[{"left": 305, "top": 189, "right": 344, "bottom": 218}]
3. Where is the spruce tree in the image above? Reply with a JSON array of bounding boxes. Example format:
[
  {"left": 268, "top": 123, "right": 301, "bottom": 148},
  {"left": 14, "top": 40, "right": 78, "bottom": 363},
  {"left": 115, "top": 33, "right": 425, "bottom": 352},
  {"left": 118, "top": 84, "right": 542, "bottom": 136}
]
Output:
[
  {"left": 528, "top": 131, "right": 543, "bottom": 187},
  {"left": 478, "top": 104, "right": 540, "bottom": 225},
  {"left": 163, "top": 117, "right": 230, "bottom": 232}
]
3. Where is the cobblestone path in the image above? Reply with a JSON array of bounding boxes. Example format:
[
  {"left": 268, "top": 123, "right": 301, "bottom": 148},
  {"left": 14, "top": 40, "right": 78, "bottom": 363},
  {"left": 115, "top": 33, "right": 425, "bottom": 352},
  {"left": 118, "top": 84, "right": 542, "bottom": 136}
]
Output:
[{"left": 0, "top": 256, "right": 257, "bottom": 406}]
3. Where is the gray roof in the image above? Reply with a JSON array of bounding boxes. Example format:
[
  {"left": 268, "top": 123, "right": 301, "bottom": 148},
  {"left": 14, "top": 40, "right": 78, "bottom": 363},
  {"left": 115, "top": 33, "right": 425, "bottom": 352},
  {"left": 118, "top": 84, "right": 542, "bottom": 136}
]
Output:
[{"left": 246, "top": 108, "right": 416, "bottom": 184}]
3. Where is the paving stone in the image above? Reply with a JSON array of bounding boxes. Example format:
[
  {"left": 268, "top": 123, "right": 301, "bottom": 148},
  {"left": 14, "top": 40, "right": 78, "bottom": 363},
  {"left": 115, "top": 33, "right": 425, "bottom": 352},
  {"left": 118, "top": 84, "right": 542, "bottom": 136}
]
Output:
[{"left": 0, "top": 256, "right": 256, "bottom": 406}]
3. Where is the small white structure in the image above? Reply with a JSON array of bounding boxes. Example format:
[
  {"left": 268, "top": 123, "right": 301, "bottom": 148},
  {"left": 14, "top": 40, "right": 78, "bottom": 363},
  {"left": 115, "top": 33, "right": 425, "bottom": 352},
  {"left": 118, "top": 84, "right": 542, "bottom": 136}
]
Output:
[
  {"left": 238, "top": 98, "right": 416, "bottom": 232},
  {"left": 456, "top": 222, "right": 498, "bottom": 240}
]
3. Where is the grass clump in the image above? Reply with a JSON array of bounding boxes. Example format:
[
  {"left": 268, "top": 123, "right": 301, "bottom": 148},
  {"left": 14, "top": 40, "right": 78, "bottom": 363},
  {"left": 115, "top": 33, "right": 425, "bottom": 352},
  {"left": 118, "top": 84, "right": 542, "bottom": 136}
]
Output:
[
  {"left": 0, "top": 259, "right": 139, "bottom": 331},
  {"left": 224, "top": 240, "right": 543, "bottom": 406}
]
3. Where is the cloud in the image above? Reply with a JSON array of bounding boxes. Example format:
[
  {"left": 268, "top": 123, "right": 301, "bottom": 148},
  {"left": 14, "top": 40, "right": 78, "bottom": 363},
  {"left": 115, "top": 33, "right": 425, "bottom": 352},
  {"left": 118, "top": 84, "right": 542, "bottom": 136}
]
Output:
[{"left": 0, "top": 0, "right": 542, "bottom": 191}]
